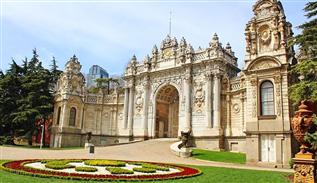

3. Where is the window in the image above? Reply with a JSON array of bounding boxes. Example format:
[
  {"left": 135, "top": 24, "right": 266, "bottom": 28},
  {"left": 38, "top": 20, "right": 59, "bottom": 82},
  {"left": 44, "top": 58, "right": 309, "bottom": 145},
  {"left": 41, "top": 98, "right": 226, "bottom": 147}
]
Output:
[
  {"left": 260, "top": 81, "right": 275, "bottom": 116},
  {"left": 56, "top": 107, "right": 61, "bottom": 125},
  {"left": 69, "top": 107, "right": 76, "bottom": 126}
]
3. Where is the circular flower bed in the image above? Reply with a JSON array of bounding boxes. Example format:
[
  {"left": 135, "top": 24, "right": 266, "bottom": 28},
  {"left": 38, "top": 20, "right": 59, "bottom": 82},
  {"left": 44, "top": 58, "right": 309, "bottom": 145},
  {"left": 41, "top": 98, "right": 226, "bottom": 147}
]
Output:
[{"left": 1, "top": 159, "right": 202, "bottom": 181}]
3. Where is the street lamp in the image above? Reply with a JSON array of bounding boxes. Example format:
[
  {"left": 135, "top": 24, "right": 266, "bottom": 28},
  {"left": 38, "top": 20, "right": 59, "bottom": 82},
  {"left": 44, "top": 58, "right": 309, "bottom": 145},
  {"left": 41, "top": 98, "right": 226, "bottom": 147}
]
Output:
[{"left": 40, "top": 124, "right": 44, "bottom": 149}]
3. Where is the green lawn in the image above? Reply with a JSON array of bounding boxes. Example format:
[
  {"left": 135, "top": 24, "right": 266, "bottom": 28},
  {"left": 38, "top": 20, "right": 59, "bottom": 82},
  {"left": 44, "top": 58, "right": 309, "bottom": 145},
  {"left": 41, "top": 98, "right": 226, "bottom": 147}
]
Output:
[
  {"left": 0, "top": 161, "right": 291, "bottom": 183},
  {"left": 192, "top": 149, "right": 246, "bottom": 164}
]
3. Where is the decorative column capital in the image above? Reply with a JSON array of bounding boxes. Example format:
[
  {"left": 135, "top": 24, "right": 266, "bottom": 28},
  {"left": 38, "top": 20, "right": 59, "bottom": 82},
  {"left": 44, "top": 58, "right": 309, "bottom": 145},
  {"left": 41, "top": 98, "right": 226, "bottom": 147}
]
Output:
[
  {"left": 204, "top": 71, "right": 213, "bottom": 81},
  {"left": 213, "top": 73, "right": 221, "bottom": 79},
  {"left": 250, "top": 77, "right": 257, "bottom": 86},
  {"left": 273, "top": 75, "right": 281, "bottom": 84}
]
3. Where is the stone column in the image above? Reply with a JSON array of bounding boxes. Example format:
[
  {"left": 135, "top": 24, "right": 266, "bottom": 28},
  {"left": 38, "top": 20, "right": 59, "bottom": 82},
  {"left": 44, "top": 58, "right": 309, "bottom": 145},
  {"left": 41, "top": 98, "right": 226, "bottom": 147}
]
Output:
[
  {"left": 213, "top": 74, "right": 221, "bottom": 129},
  {"left": 123, "top": 87, "right": 129, "bottom": 129},
  {"left": 205, "top": 72, "right": 213, "bottom": 128},
  {"left": 127, "top": 87, "right": 135, "bottom": 133},
  {"left": 293, "top": 157, "right": 317, "bottom": 183},
  {"left": 184, "top": 75, "right": 192, "bottom": 130},
  {"left": 143, "top": 81, "right": 150, "bottom": 139}
]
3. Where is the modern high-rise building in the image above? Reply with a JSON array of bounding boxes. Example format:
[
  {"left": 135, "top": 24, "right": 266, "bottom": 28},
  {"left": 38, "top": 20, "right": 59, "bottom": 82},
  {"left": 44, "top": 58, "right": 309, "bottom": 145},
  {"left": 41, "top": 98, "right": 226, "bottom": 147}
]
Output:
[{"left": 86, "top": 65, "right": 109, "bottom": 88}]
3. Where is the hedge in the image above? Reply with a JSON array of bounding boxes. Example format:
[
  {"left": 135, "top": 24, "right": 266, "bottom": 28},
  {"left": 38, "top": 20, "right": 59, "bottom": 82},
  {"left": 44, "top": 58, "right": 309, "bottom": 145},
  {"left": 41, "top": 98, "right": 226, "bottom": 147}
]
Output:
[{"left": 106, "top": 167, "right": 134, "bottom": 174}]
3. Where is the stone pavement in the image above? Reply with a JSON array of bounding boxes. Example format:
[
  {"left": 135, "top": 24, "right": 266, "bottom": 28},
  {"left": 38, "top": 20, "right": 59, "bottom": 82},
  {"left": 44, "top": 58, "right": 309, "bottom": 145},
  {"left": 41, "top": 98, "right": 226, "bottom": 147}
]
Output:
[{"left": 0, "top": 139, "right": 293, "bottom": 173}]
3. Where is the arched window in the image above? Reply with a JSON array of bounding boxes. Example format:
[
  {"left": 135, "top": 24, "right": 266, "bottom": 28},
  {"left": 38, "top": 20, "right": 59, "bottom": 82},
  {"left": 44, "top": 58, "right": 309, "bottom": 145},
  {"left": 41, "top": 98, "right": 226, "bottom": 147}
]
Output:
[
  {"left": 260, "top": 81, "right": 275, "bottom": 116},
  {"left": 69, "top": 107, "right": 76, "bottom": 126},
  {"left": 56, "top": 107, "right": 61, "bottom": 125}
]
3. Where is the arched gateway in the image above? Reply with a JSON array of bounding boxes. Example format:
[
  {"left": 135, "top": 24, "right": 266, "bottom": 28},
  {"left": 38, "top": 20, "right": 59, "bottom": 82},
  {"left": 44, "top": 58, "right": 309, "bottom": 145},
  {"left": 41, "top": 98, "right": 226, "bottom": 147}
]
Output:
[{"left": 154, "top": 85, "right": 179, "bottom": 138}]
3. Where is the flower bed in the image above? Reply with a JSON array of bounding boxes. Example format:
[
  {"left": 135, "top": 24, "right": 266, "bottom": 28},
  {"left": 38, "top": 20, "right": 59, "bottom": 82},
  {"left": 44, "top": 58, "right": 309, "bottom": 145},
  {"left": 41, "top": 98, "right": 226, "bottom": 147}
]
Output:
[{"left": 1, "top": 159, "right": 202, "bottom": 181}]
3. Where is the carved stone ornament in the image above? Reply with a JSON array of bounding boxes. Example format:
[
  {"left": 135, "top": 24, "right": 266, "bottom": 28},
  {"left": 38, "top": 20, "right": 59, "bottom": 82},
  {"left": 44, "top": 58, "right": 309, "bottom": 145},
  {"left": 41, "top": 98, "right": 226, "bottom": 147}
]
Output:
[
  {"left": 293, "top": 164, "right": 316, "bottom": 183},
  {"left": 291, "top": 101, "right": 317, "bottom": 154},
  {"left": 135, "top": 90, "right": 144, "bottom": 114},
  {"left": 232, "top": 103, "right": 240, "bottom": 114},
  {"left": 194, "top": 85, "right": 205, "bottom": 113},
  {"left": 250, "top": 60, "right": 279, "bottom": 71}
]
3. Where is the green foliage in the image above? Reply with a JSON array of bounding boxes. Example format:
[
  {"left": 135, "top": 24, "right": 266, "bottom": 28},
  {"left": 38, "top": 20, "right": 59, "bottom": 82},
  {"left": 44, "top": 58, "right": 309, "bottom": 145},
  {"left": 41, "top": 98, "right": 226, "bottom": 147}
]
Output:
[
  {"left": 94, "top": 77, "right": 119, "bottom": 94},
  {"left": 44, "top": 160, "right": 75, "bottom": 170},
  {"left": 289, "top": 2, "right": 317, "bottom": 104},
  {"left": 289, "top": 80, "right": 317, "bottom": 104},
  {"left": 141, "top": 163, "right": 170, "bottom": 171},
  {"left": 0, "top": 49, "right": 61, "bottom": 145},
  {"left": 288, "top": 158, "right": 294, "bottom": 169},
  {"left": 289, "top": 2, "right": 317, "bottom": 149},
  {"left": 75, "top": 166, "right": 98, "bottom": 172},
  {"left": 304, "top": 117, "right": 317, "bottom": 151},
  {"left": 192, "top": 149, "right": 246, "bottom": 164},
  {"left": 84, "top": 160, "right": 126, "bottom": 167},
  {"left": 0, "top": 136, "right": 14, "bottom": 145},
  {"left": 105, "top": 167, "right": 134, "bottom": 174},
  {"left": 133, "top": 167, "right": 156, "bottom": 173}
]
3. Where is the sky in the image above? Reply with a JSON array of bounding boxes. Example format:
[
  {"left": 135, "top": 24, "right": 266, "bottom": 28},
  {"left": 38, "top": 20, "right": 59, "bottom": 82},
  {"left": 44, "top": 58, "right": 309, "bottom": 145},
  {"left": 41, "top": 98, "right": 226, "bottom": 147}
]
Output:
[{"left": 0, "top": 0, "right": 309, "bottom": 76}]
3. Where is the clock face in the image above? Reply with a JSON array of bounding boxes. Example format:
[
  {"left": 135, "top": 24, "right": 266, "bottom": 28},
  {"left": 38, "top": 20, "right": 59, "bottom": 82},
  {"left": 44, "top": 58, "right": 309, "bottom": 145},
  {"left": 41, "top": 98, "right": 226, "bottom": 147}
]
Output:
[{"left": 163, "top": 48, "right": 173, "bottom": 58}]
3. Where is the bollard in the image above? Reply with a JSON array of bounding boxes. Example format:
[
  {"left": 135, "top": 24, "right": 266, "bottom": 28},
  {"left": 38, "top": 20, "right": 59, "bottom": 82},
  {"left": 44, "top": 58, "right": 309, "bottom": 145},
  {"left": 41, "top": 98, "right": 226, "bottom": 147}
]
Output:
[{"left": 89, "top": 144, "right": 95, "bottom": 154}]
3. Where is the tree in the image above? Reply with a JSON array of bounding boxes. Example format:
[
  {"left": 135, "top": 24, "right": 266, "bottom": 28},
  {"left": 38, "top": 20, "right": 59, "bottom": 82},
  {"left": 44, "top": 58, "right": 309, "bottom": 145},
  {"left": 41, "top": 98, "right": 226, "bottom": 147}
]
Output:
[
  {"left": 50, "top": 56, "right": 62, "bottom": 84},
  {"left": 12, "top": 49, "right": 54, "bottom": 145},
  {"left": 289, "top": 1, "right": 317, "bottom": 152},
  {"left": 0, "top": 60, "right": 24, "bottom": 144},
  {"left": 91, "top": 77, "right": 119, "bottom": 94},
  {"left": 289, "top": 1, "right": 317, "bottom": 104}
]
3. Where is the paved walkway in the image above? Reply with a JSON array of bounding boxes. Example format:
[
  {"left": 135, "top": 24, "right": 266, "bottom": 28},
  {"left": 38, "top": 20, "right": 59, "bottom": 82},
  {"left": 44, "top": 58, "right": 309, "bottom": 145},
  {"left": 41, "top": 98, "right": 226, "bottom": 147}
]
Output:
[{"left": 0, "top": 139, "right": 293, "bottom": 173}]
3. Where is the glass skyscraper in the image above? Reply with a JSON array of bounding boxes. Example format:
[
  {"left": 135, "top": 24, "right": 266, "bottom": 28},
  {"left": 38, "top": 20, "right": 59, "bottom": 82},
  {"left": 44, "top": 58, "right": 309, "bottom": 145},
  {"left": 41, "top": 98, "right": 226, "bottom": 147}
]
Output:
[{"left": 86, "top": 65, "right": 109, "bottom": 88}]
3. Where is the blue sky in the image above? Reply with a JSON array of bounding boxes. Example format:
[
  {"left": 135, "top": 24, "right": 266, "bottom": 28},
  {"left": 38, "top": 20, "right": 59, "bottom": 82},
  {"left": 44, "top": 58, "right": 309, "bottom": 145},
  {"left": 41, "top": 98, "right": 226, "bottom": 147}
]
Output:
[{"left": 0, "top": 0, "right": 309, "bottom": 75}]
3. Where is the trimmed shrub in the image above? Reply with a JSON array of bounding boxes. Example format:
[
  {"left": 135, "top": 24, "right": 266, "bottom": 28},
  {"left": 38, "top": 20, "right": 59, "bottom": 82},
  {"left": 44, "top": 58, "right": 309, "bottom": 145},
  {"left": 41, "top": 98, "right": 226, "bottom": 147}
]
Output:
[
  {"left": 44, "top": 160, "right": 75, "bottom": 170},
  {"left": 75, "top": 166, "right": 98, "bottom": 172},
  {"left": 84, "top": 160, "right": 125, "bottom": 167},
  {"left": 106, "top": 167, "right": 134, "bottom": 174},
  {"left": 142, "top": 163, "right": 169, "bottom": 171},
  {"left": 133, "top": 167, "right": 156, "bottom": 173}
]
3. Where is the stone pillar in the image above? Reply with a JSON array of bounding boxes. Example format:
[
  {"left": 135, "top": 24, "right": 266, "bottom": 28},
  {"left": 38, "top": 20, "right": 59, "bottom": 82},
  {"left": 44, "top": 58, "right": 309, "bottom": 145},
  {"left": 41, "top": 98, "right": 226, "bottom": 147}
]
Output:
[
  {"left": 184, "top": 75, "right": 192, "bottom": 130},
  {"left": 143, "top": 80, "right": 150, "bottom": 139},
  {"left": 213, "top": 74, "right": 221, "bottom": 129},
  {"left": 226, "top": 95, "right": 232, "bottom": 136},
  {"left": 123, "top": 87, "right": 129, "bottom": 129},
  {"left": 293, "top": 156, "right": 317, "bottom": 183},
  {"left": 127, "top": 87, "right": 135, "bottom": 133},
  {"left": 205, "top": 72, "right": 213, "bottom": 128}
]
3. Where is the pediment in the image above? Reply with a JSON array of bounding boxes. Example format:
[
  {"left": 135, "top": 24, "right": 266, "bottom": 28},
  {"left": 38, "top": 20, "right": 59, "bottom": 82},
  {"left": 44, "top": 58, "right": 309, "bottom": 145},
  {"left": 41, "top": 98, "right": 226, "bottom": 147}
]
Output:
[{"left": 248, "top": 58, "right": 281, "bottom": 71}]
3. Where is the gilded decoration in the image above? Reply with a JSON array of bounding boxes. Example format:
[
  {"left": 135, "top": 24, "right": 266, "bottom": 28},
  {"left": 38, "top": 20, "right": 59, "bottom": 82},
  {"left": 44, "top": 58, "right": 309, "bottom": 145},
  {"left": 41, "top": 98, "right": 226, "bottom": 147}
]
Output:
[{"left": 293, "top": 163, "right": 316, "bottom": 183}]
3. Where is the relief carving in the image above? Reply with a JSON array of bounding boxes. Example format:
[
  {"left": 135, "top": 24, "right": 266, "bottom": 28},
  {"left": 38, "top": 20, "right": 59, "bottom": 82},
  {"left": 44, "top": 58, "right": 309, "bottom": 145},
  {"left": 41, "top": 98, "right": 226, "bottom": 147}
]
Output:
[
  {"left": 274, "top": 75, "right": 282, "bottom": 116},
  {"left": 250, "top": 77, "right": 257, "bottom": 118},
  {"left": 232, "top": 103, "right": 240, "bottom": 114},
  {"left": 194, "top": 85, "right": 205, "bottom": 113},
  {"left": 293, "top": 164, "right": 315, "bottom": 183},
  {"left": 135, "top": 90, "right": 144, "bottom": 114},
  {"left": 250, "top": 60, "right": 279, "bottom": 71}
]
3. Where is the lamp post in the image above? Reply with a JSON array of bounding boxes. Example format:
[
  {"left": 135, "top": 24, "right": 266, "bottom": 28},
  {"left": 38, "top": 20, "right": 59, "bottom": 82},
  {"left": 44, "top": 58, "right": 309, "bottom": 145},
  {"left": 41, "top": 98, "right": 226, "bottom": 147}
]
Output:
[{"left": 40, "top": 124, "right": 44, "bottom": 149}]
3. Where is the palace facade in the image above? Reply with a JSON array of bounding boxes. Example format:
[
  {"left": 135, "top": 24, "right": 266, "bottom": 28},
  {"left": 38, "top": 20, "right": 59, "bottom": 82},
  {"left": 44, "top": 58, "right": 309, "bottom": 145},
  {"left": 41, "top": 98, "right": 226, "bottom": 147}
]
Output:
[{"left": 50, "top": 0, "right": 297, "bottom": 167}]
